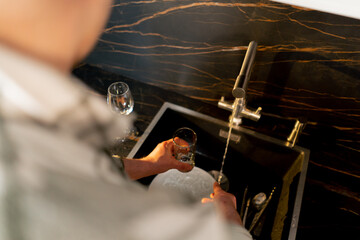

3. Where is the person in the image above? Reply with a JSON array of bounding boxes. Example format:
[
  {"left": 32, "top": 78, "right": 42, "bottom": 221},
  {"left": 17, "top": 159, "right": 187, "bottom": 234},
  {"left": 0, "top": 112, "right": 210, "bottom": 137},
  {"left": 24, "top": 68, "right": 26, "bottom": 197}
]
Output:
[{"left": 0, "top": 1, "right": 252, "bottom": 239}]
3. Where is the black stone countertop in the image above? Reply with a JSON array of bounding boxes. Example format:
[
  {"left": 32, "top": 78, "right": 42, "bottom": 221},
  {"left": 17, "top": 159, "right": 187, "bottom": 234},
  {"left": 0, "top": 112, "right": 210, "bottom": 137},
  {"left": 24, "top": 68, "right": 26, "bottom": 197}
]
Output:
[{"left": 74, "top": 64, "right": 359, "bottom": 239}]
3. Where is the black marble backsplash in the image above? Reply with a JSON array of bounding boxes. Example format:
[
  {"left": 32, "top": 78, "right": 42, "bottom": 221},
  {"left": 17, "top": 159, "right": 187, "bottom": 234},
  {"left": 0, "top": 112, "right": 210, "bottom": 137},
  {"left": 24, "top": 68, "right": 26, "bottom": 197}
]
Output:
[{"left": 77, "top": 0, "right": 360, "bottom": 238}]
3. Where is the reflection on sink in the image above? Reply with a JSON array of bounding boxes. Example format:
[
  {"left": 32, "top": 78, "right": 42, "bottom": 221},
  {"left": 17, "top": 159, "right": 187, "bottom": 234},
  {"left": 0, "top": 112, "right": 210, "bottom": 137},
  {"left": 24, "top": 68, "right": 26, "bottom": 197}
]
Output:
[{"left": 128, "top": 102, "right": 309, "bottom": 240}]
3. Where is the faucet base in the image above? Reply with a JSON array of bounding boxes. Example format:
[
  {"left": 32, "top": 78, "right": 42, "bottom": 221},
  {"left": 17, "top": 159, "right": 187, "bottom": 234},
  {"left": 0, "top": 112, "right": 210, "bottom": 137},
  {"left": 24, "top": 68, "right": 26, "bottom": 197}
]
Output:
[{"left": 231, "top": 116, "right": 242, "bottom": 126}]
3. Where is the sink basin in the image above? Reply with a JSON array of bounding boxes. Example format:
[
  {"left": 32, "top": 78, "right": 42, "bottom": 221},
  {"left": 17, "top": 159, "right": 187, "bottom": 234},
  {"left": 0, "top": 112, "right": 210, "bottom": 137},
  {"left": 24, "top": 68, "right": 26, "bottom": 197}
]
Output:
[{"left": 128, "top": 102, "right": 309, "bottom": 240}]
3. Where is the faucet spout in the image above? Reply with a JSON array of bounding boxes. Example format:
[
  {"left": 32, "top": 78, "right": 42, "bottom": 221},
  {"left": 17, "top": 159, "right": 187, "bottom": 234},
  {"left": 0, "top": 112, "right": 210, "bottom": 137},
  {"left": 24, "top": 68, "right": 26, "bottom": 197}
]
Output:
[{"left": 232, "top": 41, "right": 258, "bottom": 99}]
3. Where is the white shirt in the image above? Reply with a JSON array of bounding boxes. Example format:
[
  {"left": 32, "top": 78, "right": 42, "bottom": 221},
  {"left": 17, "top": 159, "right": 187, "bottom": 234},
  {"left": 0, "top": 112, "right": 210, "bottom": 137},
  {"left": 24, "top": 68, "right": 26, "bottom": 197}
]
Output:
[{"left": 0, "top": 44, "right": 252, "bottom": 240}]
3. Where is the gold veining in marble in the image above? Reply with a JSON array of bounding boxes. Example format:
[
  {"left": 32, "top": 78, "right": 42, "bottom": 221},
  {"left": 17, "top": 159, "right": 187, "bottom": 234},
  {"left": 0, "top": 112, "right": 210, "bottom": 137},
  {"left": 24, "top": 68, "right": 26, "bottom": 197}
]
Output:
[{"left": 106, "top": 1, "right": 286, "bottom": 31}]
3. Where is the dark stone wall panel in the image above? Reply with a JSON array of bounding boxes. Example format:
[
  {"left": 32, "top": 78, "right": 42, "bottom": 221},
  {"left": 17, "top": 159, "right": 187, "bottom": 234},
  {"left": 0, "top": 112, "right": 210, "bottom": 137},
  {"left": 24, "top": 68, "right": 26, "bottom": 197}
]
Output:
[{"left": 80, "top": 1, "right": 360, "bottom": 237}]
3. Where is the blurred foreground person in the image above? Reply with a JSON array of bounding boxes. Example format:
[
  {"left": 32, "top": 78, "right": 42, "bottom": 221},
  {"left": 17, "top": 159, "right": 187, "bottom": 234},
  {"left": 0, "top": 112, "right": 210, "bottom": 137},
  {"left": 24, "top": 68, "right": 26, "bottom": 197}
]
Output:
[{"left": 0, "top": 1, "right": 251, "bottom": 239}]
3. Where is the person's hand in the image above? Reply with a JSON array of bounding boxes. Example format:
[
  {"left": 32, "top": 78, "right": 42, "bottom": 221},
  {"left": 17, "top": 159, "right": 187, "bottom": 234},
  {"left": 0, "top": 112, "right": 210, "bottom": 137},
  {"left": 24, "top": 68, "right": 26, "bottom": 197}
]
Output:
[
  {"left": 122, "top": 139, "right": 193, "bottom": 180},
  {"left": 145, "top": 138, "right": 194, "bottom": 173},
  {"left": 202, "top": 182, "right": 243, "bottom": 226}
]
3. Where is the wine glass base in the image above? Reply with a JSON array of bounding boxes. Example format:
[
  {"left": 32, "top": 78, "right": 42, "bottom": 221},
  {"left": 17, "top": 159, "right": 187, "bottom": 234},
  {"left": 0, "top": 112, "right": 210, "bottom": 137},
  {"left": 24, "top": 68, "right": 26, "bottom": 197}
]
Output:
[{"left": 110, "top": 127, "right": 140, "bottom": 156}]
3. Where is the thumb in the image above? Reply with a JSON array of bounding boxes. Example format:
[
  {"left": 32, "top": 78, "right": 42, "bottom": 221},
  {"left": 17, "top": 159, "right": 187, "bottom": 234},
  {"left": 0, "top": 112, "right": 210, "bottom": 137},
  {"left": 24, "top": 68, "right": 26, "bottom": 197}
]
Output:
[{"left": 213, "top": 182, "right": 222, "bottom": 193}]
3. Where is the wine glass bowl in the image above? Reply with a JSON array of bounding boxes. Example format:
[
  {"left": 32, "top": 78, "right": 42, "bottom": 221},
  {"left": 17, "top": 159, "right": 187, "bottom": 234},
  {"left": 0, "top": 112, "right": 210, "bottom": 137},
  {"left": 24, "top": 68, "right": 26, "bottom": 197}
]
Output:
[
  {"left": 107, "top": 82, "right": 134, "bottom": 115},
  {"left": 172, "top": 127, "right": 197, "bottom": 167}
]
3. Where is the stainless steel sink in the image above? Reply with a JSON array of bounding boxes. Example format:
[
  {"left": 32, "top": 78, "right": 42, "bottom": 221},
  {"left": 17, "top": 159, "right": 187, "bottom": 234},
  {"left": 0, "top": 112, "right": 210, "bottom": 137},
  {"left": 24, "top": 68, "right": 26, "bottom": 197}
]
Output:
[{"left": 128, "top": 102, "right": 309, "bottom": 240}]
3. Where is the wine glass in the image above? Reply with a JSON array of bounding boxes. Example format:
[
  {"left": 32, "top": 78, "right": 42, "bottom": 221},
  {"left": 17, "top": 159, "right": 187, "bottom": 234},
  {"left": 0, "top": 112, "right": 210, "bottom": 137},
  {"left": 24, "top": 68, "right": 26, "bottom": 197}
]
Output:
[
  {"left": 172, "top": 127, "right": 197, "bottom": 167},
  {"left": 107, "top": 82, "right": 137, "bottom": 154},
  {"left": 107, "top": 81, "right": 134, "bottom": 115}
]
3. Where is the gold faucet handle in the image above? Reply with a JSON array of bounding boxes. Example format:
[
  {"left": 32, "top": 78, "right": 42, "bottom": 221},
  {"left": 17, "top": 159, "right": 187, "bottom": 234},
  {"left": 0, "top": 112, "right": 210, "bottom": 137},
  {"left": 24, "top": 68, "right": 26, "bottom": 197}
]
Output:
[
  {"left": 287, "top": 120, "right": 306, "bottom": 147},
  {"left": 255, "top": 107, "right": 262, "bottom": 115},
  {"left": 240, "top": 106, "right": 262, "bottom": 122}
]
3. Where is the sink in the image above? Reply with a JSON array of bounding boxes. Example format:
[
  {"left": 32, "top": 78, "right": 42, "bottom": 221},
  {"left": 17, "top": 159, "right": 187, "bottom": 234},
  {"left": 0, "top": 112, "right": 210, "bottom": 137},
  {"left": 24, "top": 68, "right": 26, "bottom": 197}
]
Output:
[{"left": 128, "top": 102, "right": 309, "bottom": 240}]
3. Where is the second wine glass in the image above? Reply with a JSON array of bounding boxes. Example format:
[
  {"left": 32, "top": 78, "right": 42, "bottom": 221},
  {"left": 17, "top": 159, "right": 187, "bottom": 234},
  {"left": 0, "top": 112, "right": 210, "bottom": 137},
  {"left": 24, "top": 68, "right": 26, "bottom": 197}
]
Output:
[
  {"left": 107, "top": 81, "right": 137, "bottom": 155},
  {"left": 107, "top": 81, "right": 134, "bottom": 115}
]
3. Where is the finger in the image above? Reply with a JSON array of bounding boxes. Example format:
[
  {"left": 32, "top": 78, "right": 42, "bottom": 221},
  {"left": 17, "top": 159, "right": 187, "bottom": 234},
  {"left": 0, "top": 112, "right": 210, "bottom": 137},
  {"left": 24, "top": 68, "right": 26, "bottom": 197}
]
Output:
[
  {"left": 163, "top": 139, "right": 174, "bottom": 148},
  {"left": 163, "top": 139, "right": 176, "bottom": 156},
  {"left": 175, "top": 161, "right": 194, "bottom": 172},
  {"left": 165, "top": 138, "right": 174, "bottom": 145},
  {"left": 213, "top": 182, "right": 222, "bottom": 194},
  {"left": 166, "top": 139, "right": 176, "bottom": 155},
  {"left": 173, "top": 137, "right": 189, "bottom": 147},
  {"left": 201, "top": 198, "right": 213, "bottom": 204},
  {"left": 210, "top": 193, "right": 214, "bottom": 199}
]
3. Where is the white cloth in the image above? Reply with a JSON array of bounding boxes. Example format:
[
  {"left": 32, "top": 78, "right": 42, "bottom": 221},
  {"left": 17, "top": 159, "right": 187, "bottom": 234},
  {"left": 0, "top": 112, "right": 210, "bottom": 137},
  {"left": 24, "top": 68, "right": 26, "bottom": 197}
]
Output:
[{"left": 0, "top": 44, "right": 252, "bottom": 240}]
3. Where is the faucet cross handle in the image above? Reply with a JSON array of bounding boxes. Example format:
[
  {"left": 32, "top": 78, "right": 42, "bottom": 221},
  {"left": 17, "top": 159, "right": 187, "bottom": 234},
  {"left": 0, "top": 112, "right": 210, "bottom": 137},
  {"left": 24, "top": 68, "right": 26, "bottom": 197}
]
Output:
[
  {"left": 218, "top": 41, "right": 262, "bottom": 126},
  {"left": 218, "top": 97, "right": 262, "bottom": 126},
  {"left": 240, "top": 105, "right": 262, "bottom": 122}
]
